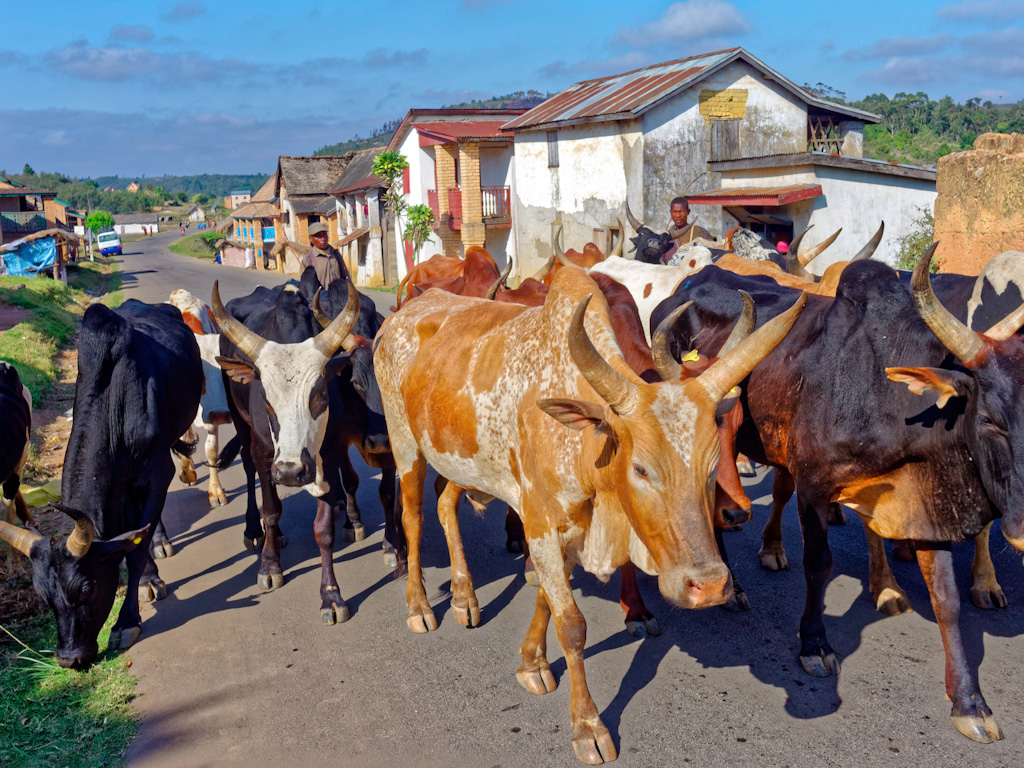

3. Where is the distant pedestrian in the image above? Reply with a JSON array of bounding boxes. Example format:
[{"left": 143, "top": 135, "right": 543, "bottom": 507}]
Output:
[{"left": 244, "top": 246, "right": 254, "bottom": 269}]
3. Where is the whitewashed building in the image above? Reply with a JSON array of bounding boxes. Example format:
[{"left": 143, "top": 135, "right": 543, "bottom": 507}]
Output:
[{"left": 503, "top": 47, "right": 936, "bottom": 276}]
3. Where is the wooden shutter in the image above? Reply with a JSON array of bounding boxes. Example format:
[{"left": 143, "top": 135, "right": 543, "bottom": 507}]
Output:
[
  {"left": 547, "top": 131, "right": 559, "bottom": 167},
  {"left": 710, "top": 119, "right": 740, "bottom": 161},
  {"left": 402, "top": 168, "right": 410, "bottom": 194}
]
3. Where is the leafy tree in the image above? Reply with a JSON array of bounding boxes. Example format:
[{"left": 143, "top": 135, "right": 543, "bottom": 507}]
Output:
[
  {"left": 893, "top": 206, "right": 938, "bottom": 272},
  {"left": 86, "top": 210, "right": 114, "bottom": 233},
  {"left": 191, "top": 193, "right": 209, "bottom": 205},
  {"left": 176, "top": 191, "right": 188, "bottom": 203},
  {"left": 404, "top": 204, "right": 436, "bottom": 263},
  {"left": 22, "top": 164, "right": 35, "bottom": 176},
  {"left": 372, "top": 150, "right": 410, "bottom": 262}
]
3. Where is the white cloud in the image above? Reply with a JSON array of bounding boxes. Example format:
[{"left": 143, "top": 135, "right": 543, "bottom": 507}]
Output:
[
  {"left": 613, "top": 0, "right": 751, "bottom": 47},
  {"left": 844, "top": 34, "right": 955, "bottom": 60},
  {"left": 937, "top": 0, "right": 1024, "bottom": 23}
]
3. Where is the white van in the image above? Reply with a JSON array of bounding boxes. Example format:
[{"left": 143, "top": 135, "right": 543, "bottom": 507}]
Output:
[{"left": 96, "top": 229, "right": 122, "bottom": 256}]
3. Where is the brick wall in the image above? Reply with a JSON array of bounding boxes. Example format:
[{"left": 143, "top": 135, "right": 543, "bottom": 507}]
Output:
[
  {"left": 459, "top": 142, "right": 485, "bottom": 249},
  {"left": 698, "top": 89, "right": 748, "bottom": 123},
  {"left": 435, "top": 144, "right": 461, "bottom": 257}
]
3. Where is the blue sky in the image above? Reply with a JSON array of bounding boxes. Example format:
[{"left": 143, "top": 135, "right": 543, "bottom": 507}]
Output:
[{"left": 2, "top": 0, "right": 1022, "bottom": 177}]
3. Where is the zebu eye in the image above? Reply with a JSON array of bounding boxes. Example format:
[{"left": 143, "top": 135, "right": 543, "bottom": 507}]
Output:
[{"left": 633, "top": 464, "right": 648, "bottom": 479}]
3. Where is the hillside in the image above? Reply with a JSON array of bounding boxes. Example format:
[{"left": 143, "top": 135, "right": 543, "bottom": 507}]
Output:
[
  {"left": 313, "top": 91, "right": 550, "bottom": 156},
  {"left": 90, "top": 174, "right": 270, "bottom": 198}
]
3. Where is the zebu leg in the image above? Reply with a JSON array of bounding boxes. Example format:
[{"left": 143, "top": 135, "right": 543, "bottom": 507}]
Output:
[
  {"left": 797, "top": 488, "right": 840, "bottom": 677},
  {"left": 379, "top": 466, "right": 406, "bottom": 572},
  {"left": 253, "top": 439, "right": 285, "bottom": 590},
  {"left": 338, "top": 450, "right": 365, "bottom": 542},
  {"left": 314, "top": 483, "right": 350, "bottom": 624},
  {"left": 969, "top": 522, "right": 1006, "bottom": 609},
  {"left": 759, "top": 467, "right": 794, "bottom": 570},
  {"left": 151, "top": 518, "right": 175, "bottom": 559},
  {"left": 620, "top": 562, "right": 660, "bottom": 637},
  {"left": 399, "top": 454, "right": 434, "bottom": 632},
  {"left": 917, "top": 544, "right": 1003, "bottom": 743},
  {"left": 205, "top": 426, "right": 227, "bottom": 507},
  {"left": 436, "top": 481, "right": 480, "bottom": 627},
  {"left": 176, "top": 426, "right": 198, "bottom": 486},
  {"left": 517, "top": 584, "right": 555, "bottom": 694},
  {"left": 865, "top": 528, "right": 912, "bottom": 615}
]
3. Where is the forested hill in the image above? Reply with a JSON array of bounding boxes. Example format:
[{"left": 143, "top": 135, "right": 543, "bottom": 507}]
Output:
[
  {"left": 90, "top": 174, "right": 269, "bottom": 197},
  {"left": 312, "top": 90, "right": 550, "bottom": 156},
  {"left": 805, "top": 84, "right": 1024, "bottom": 166}
]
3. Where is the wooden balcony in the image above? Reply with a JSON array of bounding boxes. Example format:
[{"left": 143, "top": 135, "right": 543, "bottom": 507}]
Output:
[{"left": 427, "top": 186, "right": 510, "bottom": 231}]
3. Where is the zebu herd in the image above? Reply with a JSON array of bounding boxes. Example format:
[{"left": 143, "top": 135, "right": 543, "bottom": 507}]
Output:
[{"left": 2, "top": 219, "right": 1024, "bottom": 764}]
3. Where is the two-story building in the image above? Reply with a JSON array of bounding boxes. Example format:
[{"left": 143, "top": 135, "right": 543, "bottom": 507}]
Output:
[
  {"left": 326, "top": 147, "right": 392, "bottom": 286},
  {"left": 504, "top": 47, "right": 936, "bottom": 276},
  {"left": 225, "top": 190, "right": 252, "bottom": 209},
  {"left": 0, "top": 178, "right": 81, "bottom": 245},
  {"left": 386, "top": 109, "right": 525, "bottom": 277}
]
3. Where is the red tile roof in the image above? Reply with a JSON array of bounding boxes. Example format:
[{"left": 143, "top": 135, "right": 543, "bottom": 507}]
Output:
[{"left": 413, "top": 121, "right": 514, "bottom": 142}]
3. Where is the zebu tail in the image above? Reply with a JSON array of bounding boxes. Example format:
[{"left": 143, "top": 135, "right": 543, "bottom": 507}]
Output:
[
  {"left": 214, "top": 434, "right": 241, "bottom": 470},
  {"left": 172, "top": 434, "right": 198, "bottom": 460}
]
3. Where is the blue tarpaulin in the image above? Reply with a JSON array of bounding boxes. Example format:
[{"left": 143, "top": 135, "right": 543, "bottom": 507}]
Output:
[{"left": 2, "top": 237, "right": 56, "bottom": 277}]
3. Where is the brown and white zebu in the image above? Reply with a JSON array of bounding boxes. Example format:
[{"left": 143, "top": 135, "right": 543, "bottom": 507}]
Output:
[{"left": 374, "top": 266, "right": 807, "bottom": 764}]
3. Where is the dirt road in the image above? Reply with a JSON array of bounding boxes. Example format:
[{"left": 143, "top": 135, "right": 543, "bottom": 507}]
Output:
[{"left": 117, "top": 231, "right": 1024, "bottom": 768}]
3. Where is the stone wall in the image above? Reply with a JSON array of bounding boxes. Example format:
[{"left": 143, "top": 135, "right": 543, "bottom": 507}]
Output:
[{"left": 935, "top": 133, "right": 1024, "bottom": 275}]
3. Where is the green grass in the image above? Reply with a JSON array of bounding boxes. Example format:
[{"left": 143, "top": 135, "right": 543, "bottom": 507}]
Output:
[
  {"left": 0, "top": 592, "right": 139, "bottom": 768},
  {"left": 167, "top": 232, "right": 218, "bottom": 260}
]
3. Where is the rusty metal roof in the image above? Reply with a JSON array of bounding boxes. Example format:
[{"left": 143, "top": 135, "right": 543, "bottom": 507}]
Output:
[
  {"left": 414, "top": 121, "right": 514, "bottom": 142},
  {"left": 503, "top": 48, "right": 879, "bottom": 132},
  {"left": 686, "top": 184, "right": 822, "bottom": 207}
]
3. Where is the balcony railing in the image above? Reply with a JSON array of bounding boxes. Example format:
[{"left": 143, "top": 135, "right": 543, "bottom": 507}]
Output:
[
  {"left": 427, "top": 186, "right": 511, "bottom": 230},
  {"left": 0, "top": 211, "right": 46, "bottom": 235},
  {"left": 481, "top": 186, "right": 511, "bottom": 218}
]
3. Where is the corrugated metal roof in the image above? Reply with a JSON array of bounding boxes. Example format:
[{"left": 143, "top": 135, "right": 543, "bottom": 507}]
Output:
[
  {"left": 414, "top": 121, "right": 514, "bottom": 142},
  {"left": 686, "top": 184, "right": 822, "bottom": 206},
  {"left": 504, "top": 47, "right": 880, "bottom": 131}
]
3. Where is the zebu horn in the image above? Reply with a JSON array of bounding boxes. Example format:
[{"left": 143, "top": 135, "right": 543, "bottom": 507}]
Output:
[
  {"left": 51, "top": 503, "right": 94, "bottom": 558},
  {"left": 625, "top": 204, "right": 643, "bottom": 232},
  {"left": 532, "top": 255, "right": 556, "bottom": 282},
  {"left": 720, "top": 290, "right": 756, "bottom": 355},
  {"left": 313, "top": 278, "right": 360, "bottom": 358},
  {"left": 553, "top": 225, "right": 573, "bottom": 267},
  {"left": 787, "top": 227, "right": 816, "bottom": 281},
  {"left": 851, "top": 222, "right": 884, "bottom": 262},
  {"left": 613, "top": 218, "right": 625, "bottom": 257},
  {"left": 486, "top": 260, "right": 513, "bottom": 300},
  {"left": 211, "top": 281, "right": 267, "bottom": 362},
  {"left": 667, "top": 225, "right": 687, "bottom": 240},
  {"left": 568, "top": 295, "right": 639, "bottom": 415},
  {"left": 312, "top": 289, "right": 330, "bottom": 329},
  {"left": 651, "top": 301, "right": 694, "bottom": 381},
  {"left": 698, "top": 292, "right": 808, "bottom": 405},
  {"left": 983, "top": 303, "right": 1024, "bottom": 341},
  {"left": 798, "top": 227, "right": 842, "bottom": 267},
  {"left": 0, "top": 520, "right": 43, "bottom": 558},
  {"left": 911, "top": 243, "right": 985, "bottom": 365}
]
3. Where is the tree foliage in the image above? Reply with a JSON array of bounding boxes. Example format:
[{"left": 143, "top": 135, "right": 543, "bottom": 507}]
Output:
[
  {"left": 372, "top": 150, "right": 409, "bottom": 226},
  {"left": 893, "top": 206, "right": 939, "bottom": 272},
  {"left": 404, "top": 204, "right": 436, "bottom": 263},
  {"left": 22, "top": 163, "right": 35, "bottom": 176},
  {"left": 85, "top": 210, "right": 114, "bottom": 233}
]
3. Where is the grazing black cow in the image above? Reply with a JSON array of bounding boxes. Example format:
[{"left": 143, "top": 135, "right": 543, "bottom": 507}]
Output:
[
  {"left": 0, "top": 301, "right": 202, "bottom": 668},
  {"left": 0, "top": 362, "right": 33, "bottom": 560},
  {"left": 653, "top": 253, "right": 1024, "bottom": 743},
  {"left": 212, "top": 279, "right": 361, "bottom": 624}
]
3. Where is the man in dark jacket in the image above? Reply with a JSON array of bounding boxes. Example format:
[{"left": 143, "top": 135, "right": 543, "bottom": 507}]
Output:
[{"left": 303, "top": 222, "right": 350, "bottom": 288}]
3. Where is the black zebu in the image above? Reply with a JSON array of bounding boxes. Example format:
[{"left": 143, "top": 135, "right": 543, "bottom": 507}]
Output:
[
  {"left": 0, "top": 301, "right": 202, "bottom": 669},
  {"left": 0, "top": 362, "right": 32, "bottom": 532},
  {"left": 652, "top": 253, "right": 1024, "bottom": 743},
  {"left": 212, "top": 279, "right": 362, "bottom": 624}
]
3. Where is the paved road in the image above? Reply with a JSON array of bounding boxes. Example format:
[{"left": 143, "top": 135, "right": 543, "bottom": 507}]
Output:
[{"left": 116, "top": 232, "right": 1024, "bottom": 768}]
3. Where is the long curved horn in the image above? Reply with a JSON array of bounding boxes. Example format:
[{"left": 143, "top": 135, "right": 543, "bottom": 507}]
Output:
[
  {"left": 911, "top": 243, "right": 984, "bottom": 364},
  {"left": 568, "top": 295, "right": 639, "bottom": 415},
  {"left": 0, "top": 520, "right": 44, "bottom": 558},
  {"left": 651, "top": 301, "right": 693, "bottom": 381},
  {"left": 553, "top": 225, "right": 572, "bottom": 267},
  {"left": 786, "top": 232, "right": 817, "bottom": 281},
  {"left": 211, "top": 281, "right": 267, "bottom": 362},
  {"left": 698, "top": 292, "right": 808, "bottom": 404},
  {"left": 625, "top": 204, "right": 643, "bottom": 232},
  {"left": 51, "top": 503, "right": 94, "bottom": 558},
  {"left": 532, "top": 255, "right": 556, "bottom": 282},
  {"left": 719, "top": 290, "right": 756, "bottom": 356},
  {"left": 312, "top": 289, "right": 330, "bottom": 329},
  {"left": 486, "top": 260, "right": 513, "bottom": 300},
  {"left": 613, "top": 218, "right": 624, "bottom": 257},
  {"left": 313, "top": 279, "right": 360, "bottom": 357},
  {"left": 851, "top": 222, "right": 884, "bottom": 262},
  {"left": 798, "top": 227, "right": 842, "bottom": 267},
  {"left": 983, "top": 303, "right": 1024, "bottom": 341}
]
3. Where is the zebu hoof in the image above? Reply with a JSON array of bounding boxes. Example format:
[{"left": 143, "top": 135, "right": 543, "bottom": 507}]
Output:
[
  {"left": 258, "top": 570, "right": 285, "bottom": 590},
  {"left": 453, "top": 596, "right": 481, "bottom": 628},
  {"left": 151, "top": 539, "right": 175, "bottom": 559},
  {"left": 524, "top": 556, "right": 538, "bottom": 587},
  {"left": 800, "top": 649, "right": 841, "bottom": 677},
  {"left": 406, "top": 608, "right": 438, "bottom": 633},
  {"left": 108, "top": 625, "right": 141, "bottom": 651},
  {"left": 139, "top": 579, "right": 167, "bottom": 602},
  {"left": 572, "top": 717, "right": 617, "bottom": 765},
  {"left": 759, "top": 543, "right": 789, "bottom": 571},
  {"left": 516, "top": 663, "right": 556, "bottom": 695},
  {"left": 383, "top": 549, "right": 398, "bottom": 569},
  {"left": 721, "top": 589, "right": 751, "bottom": 612},
  {"left": 321, "top": 601, "right": 351, "bottom": 625},
  {"left": 343, "top": 523, "right": 365, "bottom": 542},
  {"left": 876, "top": 587, "right": 913, "bottom": 615},
  {"left": 952, "top": 698, "right": 1004, "bottom": 743},
  {"left": 178, "top": 469, "right": 197, "bottom": 486},
  {"left": 970, "top": 584, "right": 1008, "bottom": 610},
  {"left": 244, "top": 534, "right": 264, "bottom": 552},
  {"left": 625, "top": 615, "right": 661, "bottom": 638},
  {"left": 209, "top": 490, "right": 228, "bottom": 507}
]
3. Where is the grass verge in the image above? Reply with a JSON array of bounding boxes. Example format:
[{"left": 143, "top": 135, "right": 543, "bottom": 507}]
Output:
[
  {"left": 167, "top": 232, "right": 219, "bottom": 260},
  {"left": 0, "top": 589, "right": 138, "bottom": 768}
]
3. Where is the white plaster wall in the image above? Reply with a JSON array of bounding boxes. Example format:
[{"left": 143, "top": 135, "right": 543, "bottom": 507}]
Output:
[{"left": 480, "top": 145, "right": 513, "bottom": 187}]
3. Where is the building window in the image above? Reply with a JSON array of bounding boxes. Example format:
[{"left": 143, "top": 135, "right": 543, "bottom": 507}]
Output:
[{"left": 547, "top": 131, "right": 559, "bottom": 168}]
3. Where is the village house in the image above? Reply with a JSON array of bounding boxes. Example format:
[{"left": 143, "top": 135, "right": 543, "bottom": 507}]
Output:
[
  {"left": 186, "top": 204, "right": 206, "bottom": 222},
  {"left": 225, "top": 190, "right": 251, "bottom": 209},
  {"left": 112, "top": 213, "right": 159, "bottom": 235},
  {"left": 0, "top": 177, "right": 83, "bottom": 245},
  {"left": 386, "top": 108, "right": 525, "bottom": 278},
  {"left": 126, "top": 181, "right": 142, "bottom": 193},
  {"left": 326, "top": 147, "right": 391, "bottom": 286},
  {"left": 272, "top": 155, "right": 352, "bottom": 248},
  {"left": 227, "top": 174, "right": 279, "bottom": 269},
  {"left": 503, "top": 47, "right": 937, "bottom": 276}
]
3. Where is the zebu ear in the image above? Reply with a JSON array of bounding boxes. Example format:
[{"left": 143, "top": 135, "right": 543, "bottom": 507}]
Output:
[
  {"left": 216, "top": 356, "right": 258, "bottom": 384},
  {"left": 538, "top": 398, "right": 609, "bottom": 433},
  {"left": 90, "top": 524, "right": 151, "bottom": 560},
  {"left": 324, "top": 351, "right": 354, "bottom": 379},
  {"left": 885, "top": 367, "right": 967, "bottom": 408}
]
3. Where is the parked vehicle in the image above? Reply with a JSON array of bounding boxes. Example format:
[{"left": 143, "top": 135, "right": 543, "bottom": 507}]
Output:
[{"left": 96, "top": 229, "right": 122, "bottom": 256}]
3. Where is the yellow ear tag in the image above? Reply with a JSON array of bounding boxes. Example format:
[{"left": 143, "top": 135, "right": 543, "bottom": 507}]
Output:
[
  {"left": 682, "top": 349, "right": 700, "bottom": 363},
  {"left": 132, "top": 536, "right": 143, "bottom": 545},
  {"left": 729, "top": 386, "right": 740, "bottom": 396}
]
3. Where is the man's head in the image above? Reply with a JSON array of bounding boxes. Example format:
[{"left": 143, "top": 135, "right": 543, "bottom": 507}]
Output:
[
  {"left": 670, "top": 197, "right": 690, "bottom": 229},
  {"left": 309, "top": 222, "right": 329, "bottom": 249}
]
